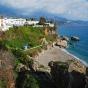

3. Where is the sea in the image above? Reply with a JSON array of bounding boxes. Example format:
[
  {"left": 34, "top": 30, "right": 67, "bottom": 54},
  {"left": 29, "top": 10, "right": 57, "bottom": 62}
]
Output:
[{"left": 57, "top": 22, "right": 88, "bottom": 65}]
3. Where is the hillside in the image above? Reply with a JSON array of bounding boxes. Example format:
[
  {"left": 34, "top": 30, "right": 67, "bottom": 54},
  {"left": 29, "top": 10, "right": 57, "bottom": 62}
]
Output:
[
  {"left": 0, "top": 25, "right": 57, "bottom": 88},
  {"left": 2, "top": 26, "right": 44, "bottom": 48}
]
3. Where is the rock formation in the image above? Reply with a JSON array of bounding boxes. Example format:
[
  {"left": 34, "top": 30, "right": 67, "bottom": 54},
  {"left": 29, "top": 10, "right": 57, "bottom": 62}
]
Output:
[
  {"left": 71, "top": 36, "right": 80, "bottom": 41},
  {"left": 49, "top": 61, "right": 69, "bottom": 88},
  {"left": 56, "top": 39, "right": 68, "bottom": 48},
  {"left": 0, "top": 49, "right": 15, "bottom": 88},
  {"left": 48, "top": 61, "right": 88, "bottom": 88}
]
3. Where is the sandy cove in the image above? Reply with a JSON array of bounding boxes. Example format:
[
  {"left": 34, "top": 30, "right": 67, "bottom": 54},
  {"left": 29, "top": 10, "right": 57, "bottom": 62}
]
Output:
[
  {"left": 34, "top": 46, "right": 86, "bottom": 73},
  {"left": 36, "top": 46, "right": 72, "bottom": 66}
]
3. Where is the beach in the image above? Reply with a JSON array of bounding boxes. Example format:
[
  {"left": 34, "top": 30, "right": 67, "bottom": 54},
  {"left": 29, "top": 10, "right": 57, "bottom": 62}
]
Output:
[
  {"left": 61, "top": 48, "right": 88, "bottom": 66},
  {"left": 37, "top": 46, "right": 72, "bottom": 67},
  {"left": 34, "top": 45, "right": 87, "bottom": 73}
]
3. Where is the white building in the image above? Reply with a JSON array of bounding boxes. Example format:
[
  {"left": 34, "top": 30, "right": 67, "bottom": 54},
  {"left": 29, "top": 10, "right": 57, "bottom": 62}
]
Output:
[
  {"left": 0, "top": 17, "right": 26, "bottom": 31},
  {"left": 0, "top": 19, "right": 1, "bottom": 30},
  {"left": 33, "top": 23, "right": 55, "bottom": 28},
  {"left": 0, "top": 17, "right": 55, "bottom": 31},
  {"left": 45, "top": 23, "right": 55, "bottom": 27},
  {"left": 26, "top": 20, "right": 39, "bottom": 26},
  {"left": 5, "top": 18, "right": 26, "bottom": 26},
  {"left": 0, "top": 17, "right": 3, "bottom": 31},
  {"left": 0, "top": 17, "right": 40, "bottom": 31}
]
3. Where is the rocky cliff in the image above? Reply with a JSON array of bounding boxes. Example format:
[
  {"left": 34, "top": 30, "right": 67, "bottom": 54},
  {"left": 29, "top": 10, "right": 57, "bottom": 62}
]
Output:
[
  {"left": 0, "top": 49, "right": 15, "bottom": 88},
  {"left": 48, "top": 61, "right": 88, "bottom": 88}
]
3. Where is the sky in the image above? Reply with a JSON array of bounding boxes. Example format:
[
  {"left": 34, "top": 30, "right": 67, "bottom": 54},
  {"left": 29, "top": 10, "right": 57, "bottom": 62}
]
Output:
[{"left": 0, "top": 0, "right": 88, "bottom": 21}]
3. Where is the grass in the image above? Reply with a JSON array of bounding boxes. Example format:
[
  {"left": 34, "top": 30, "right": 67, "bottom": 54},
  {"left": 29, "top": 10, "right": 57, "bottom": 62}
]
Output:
[
  {"left": 2, "top": 26, "right": 45, "bottom": 49},
  {"left": 0, "top": 25, "right": 57, "bottom": 68},
  {"left": 24, "top": 46, "right": 42, "bottom": 57},
  {"left": 0, "top": 26, "right": 57, "bottom": 57}
]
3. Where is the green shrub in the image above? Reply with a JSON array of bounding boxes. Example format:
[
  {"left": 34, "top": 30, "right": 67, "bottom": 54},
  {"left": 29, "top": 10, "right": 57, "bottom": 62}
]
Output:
[
  {"left": 23, "top": 74, "right": 39, "bottom": 88},
  {"left": 25, "top": 49, "right": 38, "bottom": 57},
  {"left": 0, "top": 79, "right": 7, "bottom": 88},
  {"left": 3, "top": 26, "right": 44, "bottom": 49},
  {"left": 16, "top": 72, "right": 39, "bottom": 88}
]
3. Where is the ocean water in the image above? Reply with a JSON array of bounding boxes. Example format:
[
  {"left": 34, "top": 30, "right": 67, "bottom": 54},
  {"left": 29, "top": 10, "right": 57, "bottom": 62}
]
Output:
[{"left": 57, "top": 23, "right": 88, "bottom": 64}]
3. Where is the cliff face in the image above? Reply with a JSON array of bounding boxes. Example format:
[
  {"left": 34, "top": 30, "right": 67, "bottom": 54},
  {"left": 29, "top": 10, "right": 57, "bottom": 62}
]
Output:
[
  {"left": 48, "top": 61, "right": 88, "bottom": 88},
  {"left": 0, "top": 49, "right": 15, "bottom": 88},
  {"left": 49, "top": 61, "right": 69, "bottom": 88}
]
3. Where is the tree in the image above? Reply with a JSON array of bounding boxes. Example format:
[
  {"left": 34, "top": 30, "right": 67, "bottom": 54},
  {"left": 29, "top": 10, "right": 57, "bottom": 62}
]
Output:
[{"left": 39, "top": 17, "right": 46, "bottom": 25}]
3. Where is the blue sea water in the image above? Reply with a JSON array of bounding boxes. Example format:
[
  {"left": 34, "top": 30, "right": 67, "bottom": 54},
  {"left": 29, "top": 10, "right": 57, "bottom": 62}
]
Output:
[{"left": 57, "top": 23, "right": 88, "bottom": 64}]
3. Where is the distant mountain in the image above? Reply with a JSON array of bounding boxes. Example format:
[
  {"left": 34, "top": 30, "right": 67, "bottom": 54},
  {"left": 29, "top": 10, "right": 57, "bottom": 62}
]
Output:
[
  {"left": 0, "top": 5, "right": 24, "bottom": 17},
  {"left": 31, "top": 11, "right": 88, "bottom": 25},
  {"left": 65, "top": 20, "right": 88, "bottom": 26},
  {"left": 0, "top": 7, "right": 67, "bottom": 22},
  {"left": 0, "top": 6, "right": 88, "bottom": 25},
  {"left": 29, "top": 11, "right": 68, "bottom": 25}
]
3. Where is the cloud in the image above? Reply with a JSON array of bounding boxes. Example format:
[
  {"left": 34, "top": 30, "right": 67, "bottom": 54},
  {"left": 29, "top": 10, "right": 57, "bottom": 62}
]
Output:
[{"left": 0, "top": 0, "right": 88, "bottom": 20}]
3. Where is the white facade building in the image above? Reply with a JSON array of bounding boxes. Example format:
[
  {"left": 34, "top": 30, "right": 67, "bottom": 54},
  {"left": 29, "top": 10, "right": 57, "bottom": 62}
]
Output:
[
  {"left": 0, "top": 17, "right": 40, "bottom": 31},
  {"left": 0, "top": 17, "right": 26, "bottom": 31},
  {"left": 0, "top": 17, "right": 54, "bottom": 31},
  {"left": 26, "top": 20, "right": 39, "bottom": 25},
  {"left": 45, "top": 23, "right": 55, "bottom": 27},
  {"left": 0, "top": 18, "right": 3, "bottom": 31},
  {"left": 0, "top": 19, "right": 1, "bottom": 30}
]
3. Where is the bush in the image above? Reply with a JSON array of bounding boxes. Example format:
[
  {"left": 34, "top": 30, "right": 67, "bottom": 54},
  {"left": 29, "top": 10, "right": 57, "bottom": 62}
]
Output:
[
  {"left": 0, "top": 78, "right": 7, "bottom": 88},
  {"left": 3, "top": 26, "right": 45, "bottom": 49},
  {"left": 16, "top": 72, "right": 39, "bottom": 88},
  {"left": 23, "top": 74, "right": 39, "bottom": 88},
  {"left": 12, "top": 49, "right": 34, "bottom": 70},
  {"left": 25, "top": 49, "right": 39, "bottom": 57}
]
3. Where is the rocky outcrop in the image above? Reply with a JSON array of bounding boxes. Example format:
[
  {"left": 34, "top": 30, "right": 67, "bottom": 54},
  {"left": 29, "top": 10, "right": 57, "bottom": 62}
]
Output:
[
  {"left": 61, "top": 36, "right": 69, "bottom": 41},
  {"left": 0, "top": 49, "right": 15, "bottom": 88},
  {"left": 56, "top": 39, "right": 68, "bottom": 48},
  {"left": 69, "top": 60, "right": 86, "bottom": 74},
  {"left": 71, "top": 36, "right": 80, "bottom": 41},
  {"left": 49, "top": 61, "right": 69, "bottom": 88},
  {"left": 48, "top": 61, "right": 88, "bottom": 88}
]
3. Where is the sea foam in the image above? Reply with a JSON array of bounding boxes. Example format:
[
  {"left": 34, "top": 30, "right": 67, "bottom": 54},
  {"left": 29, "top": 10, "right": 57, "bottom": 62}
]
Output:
[{"left": 61, "top": 48, "right": 88, "bottom": 67}]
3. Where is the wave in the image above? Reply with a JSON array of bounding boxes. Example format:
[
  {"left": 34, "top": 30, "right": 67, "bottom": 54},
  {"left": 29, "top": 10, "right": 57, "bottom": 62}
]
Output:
[
  {"left": 61, "top": 48, "right": 88, "bottom": 67},
  {"left": 70, "top": 46, "right": 88, "bottom": 55}
]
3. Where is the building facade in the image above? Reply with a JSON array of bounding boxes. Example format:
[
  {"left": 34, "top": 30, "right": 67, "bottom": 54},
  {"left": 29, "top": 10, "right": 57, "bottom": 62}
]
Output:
[
  {"left": 0, "top": 16, "right": 54, "bottom": 31},
  {"left": 0, "top": 18, "right": 26, "bottom": 31}
]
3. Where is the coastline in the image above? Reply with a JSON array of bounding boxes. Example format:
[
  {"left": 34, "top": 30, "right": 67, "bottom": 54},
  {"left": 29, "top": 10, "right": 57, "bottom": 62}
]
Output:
[
  {"left": 61, "top": 48, "right": 88, "bottom": 67},
  {"left": 35, "top": 46, "right": 88, "bottom": 73}
]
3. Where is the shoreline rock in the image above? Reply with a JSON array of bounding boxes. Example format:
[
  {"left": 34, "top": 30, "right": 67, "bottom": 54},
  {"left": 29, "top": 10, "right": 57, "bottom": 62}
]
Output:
[
  {"left": 61, "top": 36, "right": 69, "bottom": 41},
  {"left": 55, "top": 39, "right": 68, "bottom": 48},
  {"left": 71, "top": 36, "right": 80, "bottom": 41},
  {"left": 48, "top": 61, "right": 87, "bottom": 88}
]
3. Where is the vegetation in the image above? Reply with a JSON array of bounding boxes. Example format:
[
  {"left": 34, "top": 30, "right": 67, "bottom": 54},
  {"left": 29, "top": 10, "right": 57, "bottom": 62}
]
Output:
[
  {"left": 0, "top": 79, "right": 7, "bottom": 88},
  {"left": 16, "top": 72, "right": 40, "bottom": 88},
  {"left": 0, "top": 25, "right": 57, "bottom": 88},
  {"left": 2, "top": 26, "right": 45, "bottom": 49},
  {"left": 45, "top": 34, "right": 57, "bottom": 42},
  {"left": 0, "top": 25, "right": 57, "bottom": 59}
]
